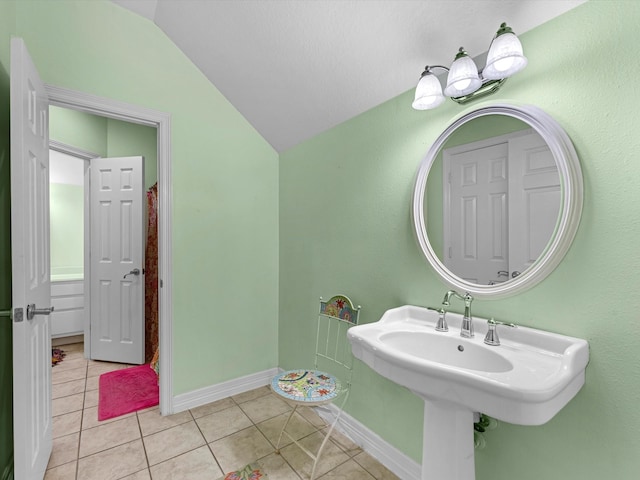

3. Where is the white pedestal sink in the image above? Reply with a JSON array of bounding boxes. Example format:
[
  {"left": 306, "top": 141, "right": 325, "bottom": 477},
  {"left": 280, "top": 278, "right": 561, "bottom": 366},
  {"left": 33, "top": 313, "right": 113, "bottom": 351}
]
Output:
[{"left": 347, "top": 305, "right": 589, "bottom": 480}]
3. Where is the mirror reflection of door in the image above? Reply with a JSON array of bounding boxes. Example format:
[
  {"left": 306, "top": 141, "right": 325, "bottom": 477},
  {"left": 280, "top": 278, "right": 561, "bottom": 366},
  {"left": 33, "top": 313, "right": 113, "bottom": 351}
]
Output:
[{"left": 443, "top": 129, "right": 560, "bottom": 285}]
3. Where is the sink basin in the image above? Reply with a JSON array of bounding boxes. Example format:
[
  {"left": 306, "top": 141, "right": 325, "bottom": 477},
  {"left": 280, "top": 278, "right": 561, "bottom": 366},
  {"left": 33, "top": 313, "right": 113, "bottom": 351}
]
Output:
[
  {"left": 347, "top": 305, "right": 589, "bottom": 480},
  {"left": 379, "top": 331, "right": 513, "bottom": 373},
  {"left": 348, "top": 305, "right": 589, "bottom": 425}
]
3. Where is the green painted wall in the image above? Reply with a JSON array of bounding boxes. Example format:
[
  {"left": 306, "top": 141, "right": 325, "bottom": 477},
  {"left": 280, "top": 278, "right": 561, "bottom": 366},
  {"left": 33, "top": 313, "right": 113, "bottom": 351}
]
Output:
[
  {"left": 2, "top": 0, "right": 280, "bottom": 400},
  {"left": 280, "top": 2, "right": 640, "bottom": 478},
  {"left": 50, "top": 106, "right": 108, "bottom": 156},
  {"left": 0, "top": 1, "right": 15, "bottom": 477}
]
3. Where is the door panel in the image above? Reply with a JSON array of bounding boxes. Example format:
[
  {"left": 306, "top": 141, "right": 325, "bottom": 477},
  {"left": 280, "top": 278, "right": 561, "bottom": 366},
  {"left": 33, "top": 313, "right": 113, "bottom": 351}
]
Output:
[
  {"left": 90, "top": 157, "right": 145, "bottom": 365},
  {"left": 11, "top": 37, "right": 52, "bottom": 480},
  {"left": 444, "top": 143, "right": 509, "bottom": 285}
]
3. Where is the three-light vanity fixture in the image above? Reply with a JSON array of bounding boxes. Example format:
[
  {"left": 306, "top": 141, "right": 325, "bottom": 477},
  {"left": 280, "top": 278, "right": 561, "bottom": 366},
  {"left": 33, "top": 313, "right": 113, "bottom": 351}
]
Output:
[{"left": 412, "top": 23, "right": 527, "bottom": 110}]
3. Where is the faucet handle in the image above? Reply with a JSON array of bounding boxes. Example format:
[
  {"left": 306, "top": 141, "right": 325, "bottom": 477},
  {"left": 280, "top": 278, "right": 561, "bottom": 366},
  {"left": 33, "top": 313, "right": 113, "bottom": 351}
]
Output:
[
  {"left": 484, "top": 318, "right": 516, "bottom": 346},
  {"left": 427, "top": 306, "right": 448, "bottom": 332}
]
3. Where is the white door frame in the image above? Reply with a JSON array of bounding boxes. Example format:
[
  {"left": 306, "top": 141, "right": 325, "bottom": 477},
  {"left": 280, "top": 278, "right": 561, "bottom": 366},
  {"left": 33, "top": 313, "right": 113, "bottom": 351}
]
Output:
[
  {"left": 50, "top": 141, "right": 96, "bottom": 343},
  {"left": 45, "top": 85, "right": 174, "bottom": 415}
]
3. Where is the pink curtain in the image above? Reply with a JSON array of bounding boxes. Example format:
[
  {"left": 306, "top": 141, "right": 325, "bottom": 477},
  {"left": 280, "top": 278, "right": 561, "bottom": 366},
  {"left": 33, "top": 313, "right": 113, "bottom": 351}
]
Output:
[{"left": 145, "top": 183, "right": 159, "bottom": 363}]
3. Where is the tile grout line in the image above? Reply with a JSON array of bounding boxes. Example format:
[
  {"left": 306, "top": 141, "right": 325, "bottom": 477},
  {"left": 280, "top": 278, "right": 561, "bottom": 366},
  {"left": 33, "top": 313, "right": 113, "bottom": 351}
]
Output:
[
  {"left": 190, "top": 407, "right": 226, "bottom": 475},
  {"left": 261, "top": 406, "right": 314, "bottom": 479},
  {"left": 75, "top": 359, "right": 89, "bottom": 480},
  {"left": 231, "top": 389, "right": 323, "bottom": 479},
  {"left": 134, "top": 409, "right": 152, "bottom": 480},
  {"left": 139, "top": 407, "right": 220, "bottom": 472},
  {"left": 79, "top": 359, "right": 91, "bottom": 478}
]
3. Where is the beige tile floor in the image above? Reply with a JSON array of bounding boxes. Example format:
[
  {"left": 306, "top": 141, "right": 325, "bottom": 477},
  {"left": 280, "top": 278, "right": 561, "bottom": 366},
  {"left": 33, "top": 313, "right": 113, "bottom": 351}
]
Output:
[{"left": 47, "top": 343, "right": 400, "bottom": 480}]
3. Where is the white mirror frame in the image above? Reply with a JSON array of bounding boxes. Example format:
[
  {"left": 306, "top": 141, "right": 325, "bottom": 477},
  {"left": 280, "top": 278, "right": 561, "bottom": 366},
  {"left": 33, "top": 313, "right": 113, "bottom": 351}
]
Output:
[{"left": 412, "top": 103, "right": 583, "bottom": 299}]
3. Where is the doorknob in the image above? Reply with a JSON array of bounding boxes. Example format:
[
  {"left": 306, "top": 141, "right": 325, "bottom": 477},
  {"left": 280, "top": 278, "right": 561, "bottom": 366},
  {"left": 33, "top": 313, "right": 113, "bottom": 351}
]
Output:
[
  {"left": 511, "top": 271, "right": 521, "bottom": 278},
  {"left": 26, "top": 304, "right": 54, "bottom": 321},
  {"left": 123, "top": 268, "right": 141, "bottom": 279}
]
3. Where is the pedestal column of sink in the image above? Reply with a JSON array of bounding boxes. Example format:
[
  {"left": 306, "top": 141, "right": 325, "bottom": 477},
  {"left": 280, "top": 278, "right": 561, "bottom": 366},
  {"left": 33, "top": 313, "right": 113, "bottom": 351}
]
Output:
[{"left": 422, "top": 399, "right": 475, "bottom": 480}]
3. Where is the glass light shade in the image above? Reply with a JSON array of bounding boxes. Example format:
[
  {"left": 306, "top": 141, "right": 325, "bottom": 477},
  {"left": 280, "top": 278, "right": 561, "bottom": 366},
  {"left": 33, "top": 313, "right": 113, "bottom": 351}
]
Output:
[
  {"left": 483, "top": 32, "right": 528, "bottom": 79},
  {"left": 412, "top": 73, "right": 445, "bottom": 110},
  {"left": 444, "top": 55, "right": 481, "bottom": 97}
]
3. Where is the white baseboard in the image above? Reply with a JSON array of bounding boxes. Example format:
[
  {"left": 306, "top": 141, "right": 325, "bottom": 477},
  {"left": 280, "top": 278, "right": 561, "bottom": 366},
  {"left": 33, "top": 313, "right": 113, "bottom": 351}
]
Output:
[
  {"left": 52, "top": 334, "right": 84, "bottom": 346},
  {"left": 172, "top": 367, "right": 280, "bottom": 413},
  {"left": 315, "top": 403, "right": 421, "bottom": 480}
]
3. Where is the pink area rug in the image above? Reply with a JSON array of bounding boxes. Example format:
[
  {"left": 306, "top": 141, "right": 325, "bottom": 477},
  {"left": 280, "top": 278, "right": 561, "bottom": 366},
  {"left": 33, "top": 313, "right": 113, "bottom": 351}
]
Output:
[{"left": 98, "top": 364, "right": 159, "bottom": 421}]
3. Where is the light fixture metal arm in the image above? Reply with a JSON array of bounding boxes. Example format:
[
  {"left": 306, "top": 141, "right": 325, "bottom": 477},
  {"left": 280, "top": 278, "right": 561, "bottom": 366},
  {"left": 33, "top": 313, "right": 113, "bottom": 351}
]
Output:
[
  {"left": 450, "top": 77, "right": 507, "bottom": 104},
  {"left": 412, "top": 22, "right": 526, "bottom": 110},
  {"left": 418, "top": 64, "right": 507, "bottom": 105},
  {"left": 421, "top": 65, "right": 450, "bottom": 75}
]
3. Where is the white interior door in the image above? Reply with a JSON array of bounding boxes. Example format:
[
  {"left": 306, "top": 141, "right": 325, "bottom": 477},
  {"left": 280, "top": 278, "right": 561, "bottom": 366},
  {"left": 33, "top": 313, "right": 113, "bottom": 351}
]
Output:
[
  {"left": 443, "top": 129, "right": 559, "bottom": 284},
  {"left": 90, "top": 156, "right": 145, "bottom": 365},
  {"left": 10, "top": 37, "right": 53, "bottom": 480},
  {"left": 508, "top": 132, "right": 560, "bottom": 276},
  {"left": 444, "top": 142, "right": 509, "bottom": 285}
]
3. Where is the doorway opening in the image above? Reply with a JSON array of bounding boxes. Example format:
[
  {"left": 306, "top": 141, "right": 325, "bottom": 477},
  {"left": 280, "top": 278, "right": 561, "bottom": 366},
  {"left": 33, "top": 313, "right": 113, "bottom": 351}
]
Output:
[
  {"left": 45, "top": 85, "right": 174, "bottom": 415},
  {"left": 49, "top": 140, "right": 96, "bottom": 345}
]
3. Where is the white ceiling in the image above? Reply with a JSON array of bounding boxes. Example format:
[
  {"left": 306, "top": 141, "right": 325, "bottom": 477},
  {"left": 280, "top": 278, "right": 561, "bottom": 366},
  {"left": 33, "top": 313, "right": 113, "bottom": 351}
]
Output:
[{"left": 111, "top": 0, "right": 586, "bottom": 152}]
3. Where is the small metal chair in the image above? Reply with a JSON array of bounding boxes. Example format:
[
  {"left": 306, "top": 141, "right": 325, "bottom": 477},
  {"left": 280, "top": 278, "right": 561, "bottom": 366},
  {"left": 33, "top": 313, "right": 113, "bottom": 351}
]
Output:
[{"left": 271, "top": 294, "right": 361, "bottom": 480}]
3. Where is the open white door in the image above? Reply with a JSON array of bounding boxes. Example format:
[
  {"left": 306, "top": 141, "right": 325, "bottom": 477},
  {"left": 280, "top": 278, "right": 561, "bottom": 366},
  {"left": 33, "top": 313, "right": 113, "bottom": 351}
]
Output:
[
  {"left": 444, "top": 142, "right": 509, "bottom": 285},
  {"left": 90, "top": 156, "right": 145, "bottom": 365},
  {"left": 10, "top": 37, "right": 53, "bottom": 479}
]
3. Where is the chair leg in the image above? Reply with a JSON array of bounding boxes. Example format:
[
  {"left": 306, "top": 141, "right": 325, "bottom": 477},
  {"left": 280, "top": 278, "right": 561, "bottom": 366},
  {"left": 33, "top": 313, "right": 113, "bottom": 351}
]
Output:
[
  {"left": 275, "top": 404, "right": 298, "bottom": 454},
  {"left": 309, "top": 391, "right": 350, "bottom": 480}
]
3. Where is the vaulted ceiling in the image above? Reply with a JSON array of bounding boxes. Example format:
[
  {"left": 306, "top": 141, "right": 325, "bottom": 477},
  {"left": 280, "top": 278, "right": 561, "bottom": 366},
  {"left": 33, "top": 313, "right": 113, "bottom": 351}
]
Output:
[{"left": 111, "top": 0, "right": 586, "bottom": 152}]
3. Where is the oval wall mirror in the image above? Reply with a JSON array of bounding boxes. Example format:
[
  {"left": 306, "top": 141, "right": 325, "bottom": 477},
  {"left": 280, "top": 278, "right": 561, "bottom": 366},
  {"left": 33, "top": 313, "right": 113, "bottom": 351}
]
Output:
[{"left": 412, "top": 103, "right": 583, "bottom": 298}]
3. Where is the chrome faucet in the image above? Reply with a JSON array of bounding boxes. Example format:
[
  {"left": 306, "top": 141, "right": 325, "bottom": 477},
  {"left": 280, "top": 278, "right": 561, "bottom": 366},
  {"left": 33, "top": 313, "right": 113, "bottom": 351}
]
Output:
[
  {"left": 484, "top": 318, "right": 517, "bottom": 346},
  {"left": 441, "top": 290, "right": 474, "bottom": 338},
  {"left": 427, "top": 306, "right": 448, "bottom": 332}
]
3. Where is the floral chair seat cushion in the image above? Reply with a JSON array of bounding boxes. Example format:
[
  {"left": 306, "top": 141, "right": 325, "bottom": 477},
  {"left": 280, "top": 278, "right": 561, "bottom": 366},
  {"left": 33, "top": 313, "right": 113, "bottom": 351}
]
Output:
[{"left": 271, "top": 369, "right": 341, "bottom": 403}]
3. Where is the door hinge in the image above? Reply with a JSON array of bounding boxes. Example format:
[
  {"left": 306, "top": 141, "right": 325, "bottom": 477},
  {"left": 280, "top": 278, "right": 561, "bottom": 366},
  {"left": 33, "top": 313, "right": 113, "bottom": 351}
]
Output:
[{"left": 160, "top": 279, "right": 163, "bottom": 288}]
